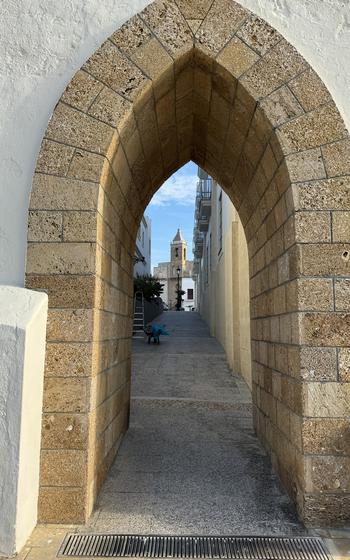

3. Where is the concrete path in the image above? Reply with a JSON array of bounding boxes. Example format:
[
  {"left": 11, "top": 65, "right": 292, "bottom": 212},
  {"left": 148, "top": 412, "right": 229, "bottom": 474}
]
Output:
[{"left": 88, "top": 312, "right": 305, "bottom": 536}]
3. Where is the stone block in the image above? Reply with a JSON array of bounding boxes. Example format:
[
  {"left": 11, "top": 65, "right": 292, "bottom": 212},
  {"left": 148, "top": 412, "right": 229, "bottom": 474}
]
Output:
[
  {"left": 41, "top": 413, "right": 88, "bottom": 450},
  {"left": 299, "top": 346, "right": 337, "bottom": 381},
  {"left": 277, "top": 102, "right": 347, "bottom": 153},
  {"left": 302, "top": 418, "right": 350, "bottom": 455},
  {"left": 35, "top": 140, "right": 74, "bottom": 176},
  {"left": 335, "top": 279, "right": 350, "bottom": 311},
  {"left": 63, "top": 211, "right": 97, "bottom": 242},
  {"left": 175, "top": 0, "right": 212, "bottom": 19},
  {"left": 0, "top": 287, "right": 47, "bottom": 556},
  {"left": 61, "top": 70, "right": 104, "bottom": 111},
  {"left": 46, "top": 102, "right": 115, "bottom": 154},
  {"left": 300, "top": 312, "right": 350, "bottom": 346},
  {"left": 322, "top": 138, "right": 350, "bottom": 177},
  {"left": 212, "top": 61, "right": 237, "bottom": 102},
  {"left": 110, "top": 14, "right": 151, "bottom": 56},
  {"left": 47, "top": 308, "right": 94, "bottom": 343},
  {"left": 236, "top": 14, "right": 281, "bottom": 56},
  {"left": 132, "top": 37, "right": 173, "bottom": 81},
  {"left": 68, "top": 151, "right": 106, "bottom": 183},
  {"left": 40, "top": 450, "right": 87, "bottom": 487},
  {"left": 296, "top": 278, "right": 333, "bottom": 312},
  {"left": 38, "top": 487, "right": 86, "bottom": 524},
  {"left": 43, "top": 377, "right": 88, "bottom": 414},
  {"left": 290, "top": 412, "right": 302, "bottom": 451},
  {"left": 83, "top": 40, "right": 149, "bottom": 100},
  {"left": 217, "top": 36, "right": 259, "bottom": 78},
  {"left": 195, "top": 0, "right": 248, "bottom": 56},
  {"left": 45, "top": 342, "right": 93, "bottom": 377},
  {"left": 26, "top": 274, "right": 95, "bottom": 309},
  {"left": 293, "top": 177, "right": 350, "bottom": 211},
  {"left": 276, "top": 400, "right": 290, "bottom": 438},
  {"left": 285, "top": 148, "right": 326, "bottom": 182},
  {"left": 30, "top": 174, "right": 100, "bottom": 211},
  {"left": 260, "top": 85, "right": 303, "bottom": 128},
  {"left": 289, "top": 68, "right": 331, "bottom": 112},
  {"left": 141, "top": 0, "right": 193, "bottom": 57},
  {"left": 303, "top": 493, "right": 350, "bottom": 526},
  {"left": 299, "top": 244, "right": 350, "bottom": 276},
  {"left": 88, "top": 88, "right": 131, "bottom": 128},
  {"left": 305, "top": 456, "right": 350, "bottom": 493},
  {"left": 27, "top": 242, "right": 96, "bottom": 275},
  {"left": 241, "top": 39, "right": 305, "bottom": 99},
  {"left": 295, "top": 211, "right": 331, "bottom": 243},
  {"left": 332, "top": 211, "right": 350, "bottom": 242},
  {"left": 303, "top": 382, "right": 350, "bottom": 417},
  {"left": 339, "top": 348, "right": 350, "bottom": 381},
  {"left": 28, "top": 211, "right": 63, "bottom": 242}
]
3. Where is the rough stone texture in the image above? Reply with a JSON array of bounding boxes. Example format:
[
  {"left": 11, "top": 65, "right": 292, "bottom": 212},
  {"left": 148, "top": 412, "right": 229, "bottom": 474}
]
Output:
[
  {"left": 196, "top": 0, "right": 248, "bottom": 56},
  {"left": 332, "top": 211, "right": 350, "bottom": 242},
  {"left": 293, "top": 177, "right": 350, "bottom": 210},
  {"left": 299, "top": 347, "right": 337, "bottom": 382},
  {"left": 289, "top": 68, "right": 332, "bottom": 112},
  {"left": 339, "top": 348, "right": 350, "bottom": 382},
  {"left": 236, "top": 15, "right": 281, "bottom": 56},
  {"left": 217, "top": 36, "right": 259, "bottom": 78},
  {"left": 285, "top": 149, "right": 326, "bottom": 182},
  {"left": 24, "top": 0, "right": 350, "bottom": 528},
  {"left": 259, "top": 86, "right": 303, "bottom": 128},
  {"left": 278, "top": 102, "right": 347, "bottom": 153},
  {"left": 322, "top": 138, "right": 350, "bottom": 178},
  {"left": 175, "top": 0, "right": 212, "bottom": 19},
  {"left": 84, "top": 41, "right": 149, "bottom": 100}
]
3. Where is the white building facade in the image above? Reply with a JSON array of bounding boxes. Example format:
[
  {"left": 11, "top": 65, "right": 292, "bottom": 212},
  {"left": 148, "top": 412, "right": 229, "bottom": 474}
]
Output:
[
  {"left": 134, "top": 215, "right": 151, "bottom": 277},
  {"left": 193, "top": 168, "right": 252, "bottom": 387}
]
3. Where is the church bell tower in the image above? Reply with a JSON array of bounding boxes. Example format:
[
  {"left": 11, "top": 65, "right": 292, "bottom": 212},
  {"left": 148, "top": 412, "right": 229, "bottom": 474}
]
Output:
[{"left": 171, "top": 228, "right": 187, "bottom": 273}]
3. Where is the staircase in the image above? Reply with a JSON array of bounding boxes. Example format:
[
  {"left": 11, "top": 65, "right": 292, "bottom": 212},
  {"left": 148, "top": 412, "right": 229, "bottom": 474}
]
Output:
[{"left": 133, "top": 291, "right": 145, "bottom": 339}]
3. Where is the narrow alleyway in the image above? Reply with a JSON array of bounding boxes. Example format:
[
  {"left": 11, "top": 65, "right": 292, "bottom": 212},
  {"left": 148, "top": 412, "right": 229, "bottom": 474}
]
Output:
[{"left": 88, "top": 312, "right": 304, "bottom": 536}]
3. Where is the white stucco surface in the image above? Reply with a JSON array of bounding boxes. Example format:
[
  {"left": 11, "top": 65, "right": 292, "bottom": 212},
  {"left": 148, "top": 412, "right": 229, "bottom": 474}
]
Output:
[
  {"left": 0, "top": 0, "right": 350, "bottom": 285},
  {"left": 0, "top": 287, "right": 48, "bottom": 556}
]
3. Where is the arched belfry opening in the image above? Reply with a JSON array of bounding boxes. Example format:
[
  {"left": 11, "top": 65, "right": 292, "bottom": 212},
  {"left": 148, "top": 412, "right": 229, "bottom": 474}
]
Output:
[{"left": 26, "top": 0, "right": 350, "bottom": 527}]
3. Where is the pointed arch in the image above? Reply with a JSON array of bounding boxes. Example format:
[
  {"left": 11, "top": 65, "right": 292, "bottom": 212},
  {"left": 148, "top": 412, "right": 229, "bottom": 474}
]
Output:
[{"left": 27, "top": 0, "right": 350, "bottom": 525}]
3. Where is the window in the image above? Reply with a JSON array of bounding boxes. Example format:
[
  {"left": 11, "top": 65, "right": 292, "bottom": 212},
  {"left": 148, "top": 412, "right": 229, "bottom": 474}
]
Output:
[
  {"left": 175, "top": 247, "right": 179, "bottom": 257},
  {"left": 184, "top": 247, "right": 186, "bottom": 260},
  {"left": 218, "top": 191, "right": 223, "bottom": 254},
  {"left": 187, "top": 288, "right": 193, "bottom": 300},
  {"left": 142, "top": 230, "right": 144, "bottom": 246}
]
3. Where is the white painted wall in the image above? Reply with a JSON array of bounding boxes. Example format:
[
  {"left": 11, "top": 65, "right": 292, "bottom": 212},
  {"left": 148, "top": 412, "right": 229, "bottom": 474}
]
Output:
[
  {"left": 1, "top": 0, "right": 350, "bottom": 286},
  {"left": 0, "top": 287, "right": 47, "bottom": 556},
  {"left": 134, "top": 215, "right": 152, "bottom": 277},
  {"left": 182, "top": 277, "right": 196, "bottom": 311}
]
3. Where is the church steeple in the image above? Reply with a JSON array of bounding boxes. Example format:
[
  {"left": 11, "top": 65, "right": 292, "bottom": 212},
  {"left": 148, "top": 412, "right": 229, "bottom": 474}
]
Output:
[
  {"left": 171, "top": 228, "right": 187, "bottom": 270},
  {"left": 173, "top": 228, "right": 185, "bottom": 243}
]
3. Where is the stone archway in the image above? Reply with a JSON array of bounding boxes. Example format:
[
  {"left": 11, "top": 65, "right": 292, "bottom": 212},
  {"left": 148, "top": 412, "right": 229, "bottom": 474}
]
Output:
[{"left": 26, "top": 0, "right": 350, "bottom": 527}]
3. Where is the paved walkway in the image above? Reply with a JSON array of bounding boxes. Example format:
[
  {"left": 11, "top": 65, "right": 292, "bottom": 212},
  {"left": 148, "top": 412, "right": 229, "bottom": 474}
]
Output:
[
  {"left": 88, "top": 312, "right": 304, "bottom": 536},
  {"left": 8, "top": 312, "right": 350, "bottom": 560}
]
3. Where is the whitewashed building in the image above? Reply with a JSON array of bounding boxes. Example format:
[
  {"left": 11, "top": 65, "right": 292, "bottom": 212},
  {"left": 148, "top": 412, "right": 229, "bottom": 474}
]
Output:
[{"left": 134, "top": 215, "right": 151, "bottom": 277}]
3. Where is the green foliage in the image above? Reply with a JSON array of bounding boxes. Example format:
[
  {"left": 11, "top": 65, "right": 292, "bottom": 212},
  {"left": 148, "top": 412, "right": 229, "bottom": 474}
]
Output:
[{"left": 134, "top": 274, "right": 164, "bottom": 302}]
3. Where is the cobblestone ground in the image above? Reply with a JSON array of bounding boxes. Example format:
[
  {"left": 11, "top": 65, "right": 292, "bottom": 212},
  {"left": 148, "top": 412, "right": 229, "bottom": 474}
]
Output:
[{"left": 88, "top": 312, "right": 305, "bottom": 535}]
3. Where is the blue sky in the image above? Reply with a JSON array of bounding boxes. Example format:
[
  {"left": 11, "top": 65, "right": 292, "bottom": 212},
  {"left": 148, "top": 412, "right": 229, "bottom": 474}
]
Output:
[{"left": 145, "top": 161, "right": 198, "bottom": 271}]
